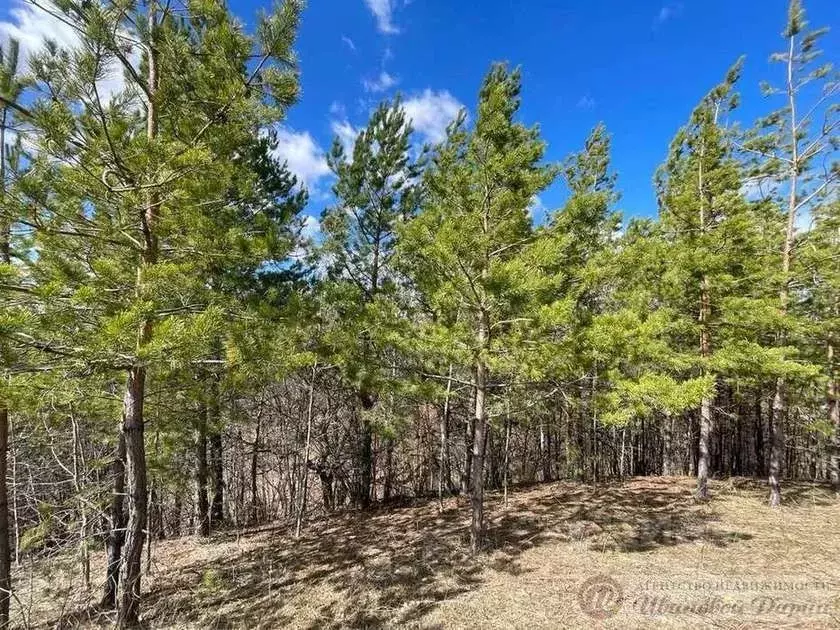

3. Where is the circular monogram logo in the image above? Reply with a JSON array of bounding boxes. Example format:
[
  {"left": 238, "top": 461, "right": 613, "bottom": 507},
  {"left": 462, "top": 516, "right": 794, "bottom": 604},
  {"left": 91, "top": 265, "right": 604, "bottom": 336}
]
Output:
[{"left": 578, "top": 574, "right": 624, "bottom": 619}]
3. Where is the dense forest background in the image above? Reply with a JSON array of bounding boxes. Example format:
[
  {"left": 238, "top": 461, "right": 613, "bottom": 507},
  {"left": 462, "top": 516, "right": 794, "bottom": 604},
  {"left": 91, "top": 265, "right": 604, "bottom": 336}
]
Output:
[{"left": 0, "top": 0, "right": 836, "bottom": 627}]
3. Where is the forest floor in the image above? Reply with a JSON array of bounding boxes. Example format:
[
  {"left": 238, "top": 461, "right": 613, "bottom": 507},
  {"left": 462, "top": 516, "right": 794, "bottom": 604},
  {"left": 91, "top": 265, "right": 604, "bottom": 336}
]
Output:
[{"left": 15, "top": 476, "right": 840, "bottom": 629}]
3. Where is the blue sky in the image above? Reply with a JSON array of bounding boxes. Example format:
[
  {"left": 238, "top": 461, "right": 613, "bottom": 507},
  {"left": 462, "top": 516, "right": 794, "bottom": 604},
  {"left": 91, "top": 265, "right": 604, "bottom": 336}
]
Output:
[
  {"left": 1, "top": 0, "right": 836, "bottom": 228},
  {"left": 268, "top": 0, "right": 837, "bottom": 225}
]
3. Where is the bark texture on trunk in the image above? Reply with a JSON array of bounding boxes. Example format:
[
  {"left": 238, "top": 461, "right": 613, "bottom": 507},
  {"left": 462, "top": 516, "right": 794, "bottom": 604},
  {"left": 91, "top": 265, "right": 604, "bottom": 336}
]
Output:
[
  {"left": 353, "top": 391, "right": 375, "bottom": 509},
  {"left": 208, "top": 374, "right": 224, "bottom": 526},
  {"left": 195, "top": 406, "right": 209, "bottom": 537},
  {"left": 209, "top": 429, "right": 224, "bottom": 525},
  {"left": 117, "top": 12, "right": 158, "bottom": 624},
  {"left": 829, "top": 339, "right": 840, "bottom": 493},
  {"left": 250, "top": 414, "right": 261, "bottom": 523},
  {"left": 469, "top": 312, "right": 489, "bottom": 553},
  {"left": 101, "top": 434, "right": 126, "bottom": 609},
  {"left": 117, "top": 368, "right": 148, "bottom": 627},
  {"left": 697, "top": 400, "right": 712, "bottom": 499},
  {"left": 769, "top": 379, "right": 786, "bottom": 507},
  {"left": 0, "top": 407, "right": 11, "bottom": 628},
  {"left": 0, "top": 108, "right": 12, "bottom": 629},
  {"left": 768, "top": 32, "right": 799, "bottom": 508}
]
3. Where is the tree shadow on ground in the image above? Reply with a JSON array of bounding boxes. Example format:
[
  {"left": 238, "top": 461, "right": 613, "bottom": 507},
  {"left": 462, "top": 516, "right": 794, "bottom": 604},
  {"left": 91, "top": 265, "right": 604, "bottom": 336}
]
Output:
[{"left": 44, "top": 476, "right": 798, "bottom": 629}]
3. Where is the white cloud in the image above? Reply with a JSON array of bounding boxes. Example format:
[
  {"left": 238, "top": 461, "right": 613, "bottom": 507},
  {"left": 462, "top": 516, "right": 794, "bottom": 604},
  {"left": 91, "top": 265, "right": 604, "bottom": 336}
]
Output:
[
  {"left": 271, "top": 127, "right": 331, "bottom": 188},
  {"left": 362, "top": 71, "right": 399, "bottom": 93},
  {"left": 301, "top": 214, "right": 320, "bottom": 240},
  {"left": 402, "top": 90, "right": 464, "bottom": 144},
  {"left": 364, "top": 0, "right": 400, "bottom": 35},
  {"left": 528, "top": 195, "right": 547, "bottom": 219},
  {"left": 0, "top": 0, "right": 133, "bottom": 101},
  {"left": 341, "top": 35, "right": 356, "bottom": 51},
  {"left": 0, "top": 1, "right": 78, "bottom": 63},
  {"left": 331, "top": 119, "right": 361, "bottom": 154}
]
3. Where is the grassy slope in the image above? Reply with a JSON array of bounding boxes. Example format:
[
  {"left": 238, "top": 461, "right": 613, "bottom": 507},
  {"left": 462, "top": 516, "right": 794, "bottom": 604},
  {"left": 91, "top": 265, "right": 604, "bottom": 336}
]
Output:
[{"left": 17, "top": 477, "right": 840, "bottom": 629}]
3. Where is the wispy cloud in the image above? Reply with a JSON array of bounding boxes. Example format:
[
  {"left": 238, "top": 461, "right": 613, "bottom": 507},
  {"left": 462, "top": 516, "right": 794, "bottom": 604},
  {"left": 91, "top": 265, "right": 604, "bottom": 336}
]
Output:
[
  {"left": 577, "top": 94, "right": 596, "bottom": 110},
  {"left": 364, "top": 0, "right": 400, "bottom": 35},
  {"left": 362, "top": 71, "right": 399, "bottom": 93},
  {"left": 341, "top": 35, "right": 356, "bottom": 52},
  {"left": 654, "top": 2, "right": 683, "bottom": 27},
  {"left": 402, "top": 89, "right": 464, "bottom": 144}
]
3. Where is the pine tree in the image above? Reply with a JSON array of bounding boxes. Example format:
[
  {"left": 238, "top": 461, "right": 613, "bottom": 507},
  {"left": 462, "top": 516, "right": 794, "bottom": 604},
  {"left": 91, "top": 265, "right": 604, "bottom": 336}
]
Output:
[
  {"left": 319, "top": 97, "right": 423, "bottom": 508},
  {"left": 398, "top": 64, "right": 556, "bottom": 551},
  {"left": 801, "top": 199, "right": 840, "bottom": 488},
  {"left": 543, "top": 122, "right": 621, "bottom": 482},
  {"left": 655, "top": 60, "right": 753, "bottom": 499},
  {"left": 743, "top": 0, "right": 838, "bottom": 506},
  {"left": 0, "top": 35, "right": 25, "bottom": 628},
  {"left": 5, "top": 0, "right": 304, "bottom": 624}
]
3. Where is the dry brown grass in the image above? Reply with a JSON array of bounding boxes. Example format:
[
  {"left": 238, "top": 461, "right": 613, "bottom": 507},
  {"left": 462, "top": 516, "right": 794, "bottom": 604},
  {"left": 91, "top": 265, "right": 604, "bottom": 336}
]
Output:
[{"left": 15, "top": 476, "right": 840, "bottom": 629}]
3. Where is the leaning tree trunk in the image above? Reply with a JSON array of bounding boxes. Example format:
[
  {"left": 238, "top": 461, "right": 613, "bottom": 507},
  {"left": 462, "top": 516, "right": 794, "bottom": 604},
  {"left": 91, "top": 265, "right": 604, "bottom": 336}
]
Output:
[{"left": 469, "top": 311, "right": 490, "bottom": 553}]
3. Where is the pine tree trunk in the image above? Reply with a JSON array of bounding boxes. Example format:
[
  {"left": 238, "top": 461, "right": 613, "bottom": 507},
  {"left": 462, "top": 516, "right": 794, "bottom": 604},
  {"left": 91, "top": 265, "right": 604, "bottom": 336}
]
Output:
[
  {"left": 828, "top": 335, "right": 839, "bottom": 492},
  {"left": 695, "top": 131, "right": 713, "bottom": 500},
  {"left": 463, "top": 414, "right": 473, "bottom": 495},
  {"left": 768, "top": 33, "right": 798, "bottom": 507},
  {"left": 769, "top": 379, "right": 786, "bottom": 507},
  {"left": 539, "top": 419, "right": 551, "bottom": 482},
  {"left": 0, "top": 407, "right": 11, "bottom": 628},
  {"left": 195, "top": 406, "right": 209, "bottom": 537},
  {"left": 383, "top": 437, "right": 394, "bottom": 501},
  {"left": 117, "top": 368, "right": 148, "bottom": 627},
  {"left": 503, "top": 414, "right": 512, "bottom": 506},
  {"left": 662, "top": 413, "right": 674, "bottom": 476},
  {"left": 469, "top": 312, "right": 489, "bottom": 554},
  {"left": 356, "top": 414, "right": 373, "bottom": 509},
  {"left": 697, "top": 398, "right": 712, "bottom": 499},
  {"left": 102, "top": 433, "right": 127, "bottom": 609},
  {"left": 0, "top": 108, "right": 12, "bottom": 629},
  {"left": 250, "top": 414, "right": 260, "bottom": 523},
  {"left": 295, "top": 364, "right": 317, "bottom": 538},
  {"left": 438, "top": 365, "right": 454, "bottom": 509},
  {"left": 352, "top": 391, "right": 375, "bottom": 508},
  {"left": 209, "top": 430, "right": 223, "bottom": 525},
  {"left": 117, "top": 13, "right": 158, "bottom": 623},
  {"left": 208, "top": 374, "right": 224, "bottom": 526}
]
